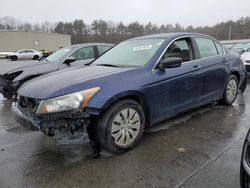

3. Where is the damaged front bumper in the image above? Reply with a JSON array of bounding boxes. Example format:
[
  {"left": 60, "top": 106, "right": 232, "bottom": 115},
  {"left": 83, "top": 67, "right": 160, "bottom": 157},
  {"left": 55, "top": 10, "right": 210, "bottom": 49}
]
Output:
[{"left": 11, "top": 102, "right": 92, "bottom": 146}]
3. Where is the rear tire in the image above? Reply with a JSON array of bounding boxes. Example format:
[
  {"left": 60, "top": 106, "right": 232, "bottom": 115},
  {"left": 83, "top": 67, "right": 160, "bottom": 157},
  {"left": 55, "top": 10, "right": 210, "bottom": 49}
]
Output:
[
  {"left": 219, "top": 75, "right": 238, "bottom": 105},
  {"left": 33, "top": 55, "right": 39, "bottom": 60},
  {"left": 96, "top": 99, "right": 145, "bottom": 154}
]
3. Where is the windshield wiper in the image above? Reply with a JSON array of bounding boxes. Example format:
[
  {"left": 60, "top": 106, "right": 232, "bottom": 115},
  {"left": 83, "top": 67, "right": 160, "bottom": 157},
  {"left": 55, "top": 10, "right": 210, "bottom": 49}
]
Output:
[{"left": 96, "top": 64, "right": 121, "bottom": 67}]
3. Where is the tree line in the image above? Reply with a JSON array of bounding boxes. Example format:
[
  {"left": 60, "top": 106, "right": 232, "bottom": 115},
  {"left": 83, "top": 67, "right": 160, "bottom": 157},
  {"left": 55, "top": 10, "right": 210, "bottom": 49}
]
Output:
[{"left": 1, "top": 16, "right": 250, "bottom": 44}]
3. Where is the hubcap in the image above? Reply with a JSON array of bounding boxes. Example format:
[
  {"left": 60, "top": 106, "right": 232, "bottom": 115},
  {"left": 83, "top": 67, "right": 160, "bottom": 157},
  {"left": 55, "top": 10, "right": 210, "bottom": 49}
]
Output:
[
  {"left": 111, "top": 108, "right": 141, "bottom": 147},
  {"left": 226, "top": 79, "right": 237, "bottom": 102}
]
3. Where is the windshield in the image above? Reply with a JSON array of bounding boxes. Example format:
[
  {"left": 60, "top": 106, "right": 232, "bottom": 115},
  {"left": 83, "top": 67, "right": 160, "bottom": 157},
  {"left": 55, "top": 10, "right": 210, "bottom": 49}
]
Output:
[
  {"left": 231, "top": 43, "right": 250, "bottom": 50},
  {"left": 46, "top": 47, "right": 73, "bottom": 62},
  {"left": 92, "top": 39, "right": 164, "bottom": 67}
]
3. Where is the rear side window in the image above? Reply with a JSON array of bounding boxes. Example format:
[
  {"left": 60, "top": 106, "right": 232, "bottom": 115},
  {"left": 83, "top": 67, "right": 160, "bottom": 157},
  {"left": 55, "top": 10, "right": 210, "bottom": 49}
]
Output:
[
  {"left": 97, "top": 45, "right": 111, "bottom": 56},
  {"left": 215, "top": 42, "right": 224, "bottom": 55},
  {"left": 195, "top": 38, "right": 218, "bottom": 58}
]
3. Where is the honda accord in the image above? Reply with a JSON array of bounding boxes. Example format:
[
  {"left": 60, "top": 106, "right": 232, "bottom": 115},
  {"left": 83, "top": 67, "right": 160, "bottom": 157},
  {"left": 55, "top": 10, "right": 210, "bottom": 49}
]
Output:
[{"left": 12, "top": 33, "right": 246, "bottom": 154}]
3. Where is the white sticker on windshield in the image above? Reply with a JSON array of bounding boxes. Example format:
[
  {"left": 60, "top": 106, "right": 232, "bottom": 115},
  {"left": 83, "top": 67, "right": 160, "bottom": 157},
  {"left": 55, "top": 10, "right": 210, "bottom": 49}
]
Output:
[
  {"left": 63, "top": 48, "right": 71, "bottom": 52},
  {"left": 133, "top": 45, "right": 153, "bottom": 51}
]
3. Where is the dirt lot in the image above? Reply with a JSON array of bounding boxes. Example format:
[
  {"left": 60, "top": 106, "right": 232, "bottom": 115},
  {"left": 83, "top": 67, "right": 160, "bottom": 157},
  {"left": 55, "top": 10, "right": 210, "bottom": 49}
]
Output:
[{"left": 0, "top": 59, "right": 249, "bottom": 188}]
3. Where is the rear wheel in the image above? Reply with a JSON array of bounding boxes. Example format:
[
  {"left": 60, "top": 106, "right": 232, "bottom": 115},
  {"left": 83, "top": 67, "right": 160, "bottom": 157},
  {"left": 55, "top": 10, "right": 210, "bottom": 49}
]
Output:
[
  {"left": 220, "top": 75, "right": 238, "bottom": 105},
  {"left": 96, "top": 99, "right": 145, "bottom": 153},
  {"left": 33, "top": 55, "right": 39, "bottom": 60}
]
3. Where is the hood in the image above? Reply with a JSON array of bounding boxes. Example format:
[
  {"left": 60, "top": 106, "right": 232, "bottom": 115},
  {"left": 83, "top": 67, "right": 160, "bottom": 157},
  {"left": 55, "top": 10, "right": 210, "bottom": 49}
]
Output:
[
  {"left": 7, "top": 61, "right": 59, "bottom": 82},
  {"left": 0, "top": 60, "right": 46, "bottom": 75},
  {"left": 18, "top": 65, "right": 133, "bottom": 99}
]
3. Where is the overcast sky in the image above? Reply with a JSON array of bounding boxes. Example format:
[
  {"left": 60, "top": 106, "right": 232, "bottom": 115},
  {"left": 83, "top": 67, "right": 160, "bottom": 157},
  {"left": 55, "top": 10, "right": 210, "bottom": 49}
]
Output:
[{"left": 0, "top": 0, "right": 250, "bottom": 27}]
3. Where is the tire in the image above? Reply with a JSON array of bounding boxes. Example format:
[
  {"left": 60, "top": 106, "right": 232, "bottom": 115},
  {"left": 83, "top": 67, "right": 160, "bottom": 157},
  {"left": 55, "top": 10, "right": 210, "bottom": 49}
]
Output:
[
  {"left": 219, "top": 75, "right": 239, "bottom": 105},
  {"left": 96, "top": 99, "right": 145, "bottom": 154},
  {"left": 33, "top": 55, "right": 39, "bottom": 60},
  {"left": 11, "top": 56, "right": 18, "bottom": 61},
  {"left": 240, "top": 163, "right": 250, "bottom": 188}
]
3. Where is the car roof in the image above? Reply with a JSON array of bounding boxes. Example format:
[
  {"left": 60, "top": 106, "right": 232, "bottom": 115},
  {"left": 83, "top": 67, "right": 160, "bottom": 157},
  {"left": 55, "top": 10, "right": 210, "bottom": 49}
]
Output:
[
  {"left": 71, "top": 43, "right": 114, "bottom": 49},
  {"left": 130, "top": 32, "right": 217, "bottom": 41}
]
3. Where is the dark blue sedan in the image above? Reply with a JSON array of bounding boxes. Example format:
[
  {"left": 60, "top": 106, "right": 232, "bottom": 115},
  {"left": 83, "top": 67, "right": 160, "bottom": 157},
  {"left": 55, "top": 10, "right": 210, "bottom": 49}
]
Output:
[{"left": 12, "top": 33, "right": 247, "bottom": 154}]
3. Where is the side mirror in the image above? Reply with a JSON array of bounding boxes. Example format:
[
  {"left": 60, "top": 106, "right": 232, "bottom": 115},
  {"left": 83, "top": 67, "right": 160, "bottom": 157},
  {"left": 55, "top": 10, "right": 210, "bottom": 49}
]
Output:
[
  {"left": 159, "top": 57, "right": 182, "bottom": 70},
  {"left": 64, "top": 57, "right": 76, "bottom": 65}
]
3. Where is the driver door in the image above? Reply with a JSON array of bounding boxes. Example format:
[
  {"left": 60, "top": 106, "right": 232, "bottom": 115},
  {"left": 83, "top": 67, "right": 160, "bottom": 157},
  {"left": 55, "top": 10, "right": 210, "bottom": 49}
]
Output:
[{"left": 145, "top": 37, "right": 202, "bottom": 123}]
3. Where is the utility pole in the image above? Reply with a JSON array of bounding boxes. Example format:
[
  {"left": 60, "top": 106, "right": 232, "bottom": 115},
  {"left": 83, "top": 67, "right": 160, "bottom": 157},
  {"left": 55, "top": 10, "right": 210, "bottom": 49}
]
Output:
[{"left": 228, "top": 24, "right": 232, "bottom": 40}]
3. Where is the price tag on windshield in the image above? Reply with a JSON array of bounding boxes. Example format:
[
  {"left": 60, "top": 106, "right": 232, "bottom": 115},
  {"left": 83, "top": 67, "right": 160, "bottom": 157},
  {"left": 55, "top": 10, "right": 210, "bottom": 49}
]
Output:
[{"left": 133, "top": 45, "right": 153, "bottom": 51}]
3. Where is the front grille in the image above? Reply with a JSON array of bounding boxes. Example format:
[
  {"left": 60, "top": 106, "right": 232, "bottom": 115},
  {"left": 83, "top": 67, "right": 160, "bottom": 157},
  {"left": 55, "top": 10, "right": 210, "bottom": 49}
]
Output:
[{"left": 18, "top": 96, "right": 39, "bottom": 114}]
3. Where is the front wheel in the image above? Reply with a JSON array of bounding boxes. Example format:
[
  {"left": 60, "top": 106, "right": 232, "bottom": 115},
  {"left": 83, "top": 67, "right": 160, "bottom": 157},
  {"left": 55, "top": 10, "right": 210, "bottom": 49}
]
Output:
[
  {"left": 96, "top": 99, "right": 145, "bottom": 154},
  {"left": 220, "top": 75, "right": 238, "bottom": 105}
]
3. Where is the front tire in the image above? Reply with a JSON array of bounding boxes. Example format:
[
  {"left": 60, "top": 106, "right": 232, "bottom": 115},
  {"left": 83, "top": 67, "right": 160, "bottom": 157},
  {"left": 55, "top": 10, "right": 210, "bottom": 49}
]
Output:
[
  {"left": 96, "top": 99, "right": 145, "bottom": 154},
  {"left": 220, "top": 75, "right": 238, "bottom": 105}
]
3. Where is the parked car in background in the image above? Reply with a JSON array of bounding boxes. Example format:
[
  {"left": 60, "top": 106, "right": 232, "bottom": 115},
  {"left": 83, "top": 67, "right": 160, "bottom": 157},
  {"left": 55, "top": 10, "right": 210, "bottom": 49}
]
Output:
[
  {"left": 240, "top": 129, "right": 250, "bottom": 188},
  {"left": 12, "top": 33, "right": 246, "bottom": 154},
  {"left": 0, "top": 51, "right": 15, "bottom": 59},
  {"left": 242, "top": 48, "right": 250, "bottom": 76},
  {"left": 9, "top": 49, "right": 43, "bottom": 60},
  {"left": 0, "top": 43, "right": 113, "bottom": 99},
  {"left": 230, "top": 43, "right": 250, "bottom": 55}
]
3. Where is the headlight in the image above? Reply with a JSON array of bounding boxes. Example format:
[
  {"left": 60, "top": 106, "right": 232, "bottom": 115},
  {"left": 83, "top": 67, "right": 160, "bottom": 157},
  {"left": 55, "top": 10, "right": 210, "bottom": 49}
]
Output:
[{"left": 36, "top": 87, "right": 101, "bottom": 114}]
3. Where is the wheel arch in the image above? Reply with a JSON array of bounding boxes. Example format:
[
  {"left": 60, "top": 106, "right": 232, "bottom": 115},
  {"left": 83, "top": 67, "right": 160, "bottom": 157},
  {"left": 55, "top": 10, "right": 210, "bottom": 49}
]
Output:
[
  {"left": 230, "top": 71, "right": 240, "bottom": 82},
  {"left": 101, "top": 91, "right": 151, "bottom": 125}
]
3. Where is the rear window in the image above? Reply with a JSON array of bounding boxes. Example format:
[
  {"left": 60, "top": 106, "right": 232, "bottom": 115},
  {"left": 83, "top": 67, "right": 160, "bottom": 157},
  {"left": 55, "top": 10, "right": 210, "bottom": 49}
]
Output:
[{"left": 195, "top": 38, "right": 218, "bottom": 58}]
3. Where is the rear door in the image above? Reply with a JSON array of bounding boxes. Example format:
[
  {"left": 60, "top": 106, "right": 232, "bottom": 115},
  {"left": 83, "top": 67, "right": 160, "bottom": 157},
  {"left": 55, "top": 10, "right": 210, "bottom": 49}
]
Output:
[
  {"left": 193, "top": 37, "right": 228, "bottom": 103},
  {"left": 147, "top": 37, "right": 202, "bottom": 122}
]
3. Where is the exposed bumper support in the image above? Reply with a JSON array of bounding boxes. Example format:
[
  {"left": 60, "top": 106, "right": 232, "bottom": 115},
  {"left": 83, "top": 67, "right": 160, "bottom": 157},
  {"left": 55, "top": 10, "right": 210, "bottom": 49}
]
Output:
[{"left": 11, "top": 102, "right": 91, "bottom": 146}]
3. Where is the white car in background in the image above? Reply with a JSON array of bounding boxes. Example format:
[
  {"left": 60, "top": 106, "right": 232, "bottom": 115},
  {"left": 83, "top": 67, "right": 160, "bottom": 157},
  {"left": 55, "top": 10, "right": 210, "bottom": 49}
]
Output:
[
  {"left": 241, "top": 48, "right": 250, "bottom": 76},
  {"left": 9, "top": 49, "right": 43, "bottom": 60},
  {"left": 0, "top": 52, "right": 15, "bottom": 59}
]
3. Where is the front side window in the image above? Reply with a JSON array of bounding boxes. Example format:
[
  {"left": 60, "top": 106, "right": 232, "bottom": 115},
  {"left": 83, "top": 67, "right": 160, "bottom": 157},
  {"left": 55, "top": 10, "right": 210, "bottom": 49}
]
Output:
[
  {"left": 92, "top": 39, "right": 164, "bottom": 67},
  {"left": 195, "top": 38, "right": 218, "bottom": 58},
  {"left": 161, "top": 38, "right": 193, "bottom": 62},
  {"left": 19, "top": 50, "right": 27, "bottom": 53},
  {"left": 46, "top": 47, "right": 72, "bottom": 62},
  {"left": 70, "top": 47, "right": 94, "bottom": 61}
]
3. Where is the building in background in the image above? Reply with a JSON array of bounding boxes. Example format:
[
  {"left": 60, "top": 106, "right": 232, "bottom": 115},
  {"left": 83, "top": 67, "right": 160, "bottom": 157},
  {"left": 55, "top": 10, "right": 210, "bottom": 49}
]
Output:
[{"left": 0, "top": 30, "right": 71, "bottom": 52}]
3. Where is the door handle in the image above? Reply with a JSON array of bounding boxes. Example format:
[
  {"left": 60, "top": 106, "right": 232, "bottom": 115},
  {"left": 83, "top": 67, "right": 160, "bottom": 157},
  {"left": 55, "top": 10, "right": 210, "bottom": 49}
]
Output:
[
  {"left": 222, "top": 58, "right": 227, "bottom": 62},
  {"left": 193, "top": 65, "right": 200, "bottom": 68}
]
